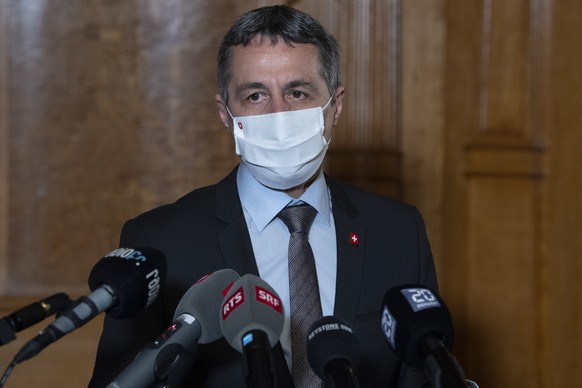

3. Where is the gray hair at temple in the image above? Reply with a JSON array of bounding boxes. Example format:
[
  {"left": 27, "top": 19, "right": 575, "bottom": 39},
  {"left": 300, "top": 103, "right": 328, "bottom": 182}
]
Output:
[{"left": 217, "top": 5, "right": 341, "bottom": 104}]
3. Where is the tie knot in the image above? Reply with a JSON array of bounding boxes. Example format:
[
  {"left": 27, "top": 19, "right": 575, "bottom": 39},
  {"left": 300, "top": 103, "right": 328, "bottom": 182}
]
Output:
[{"left": 277, "top": 204, "right": 317, "bottom": 234}]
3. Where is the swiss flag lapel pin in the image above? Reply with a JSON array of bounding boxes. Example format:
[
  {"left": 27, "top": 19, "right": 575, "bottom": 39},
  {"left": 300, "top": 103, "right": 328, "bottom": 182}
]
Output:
[{"left": 349, "top": 232, "right": 359, "bottom": 246}]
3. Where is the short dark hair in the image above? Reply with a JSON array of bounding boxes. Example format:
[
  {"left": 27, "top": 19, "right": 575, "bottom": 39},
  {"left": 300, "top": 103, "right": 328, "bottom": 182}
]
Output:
[{"left": 217, "top": 5, "right": 341, "bottom": 103}]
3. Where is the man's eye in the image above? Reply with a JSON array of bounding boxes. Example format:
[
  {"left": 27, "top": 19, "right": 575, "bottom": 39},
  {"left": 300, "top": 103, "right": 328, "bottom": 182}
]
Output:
[
  {"left": 248, "top": 93, "right": 261, "bottom": 101},
  {"left": 290, "top": 91, "right": 306, "bottom": 99}
]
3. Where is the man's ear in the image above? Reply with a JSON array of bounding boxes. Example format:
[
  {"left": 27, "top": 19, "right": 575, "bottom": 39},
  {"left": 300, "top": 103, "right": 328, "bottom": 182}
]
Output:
[
  {"left": 215, "top": 94, "right": 231, "bottom": 129},
  {"left": 332, "top": 86, "right": 345, "bottom": 125}
]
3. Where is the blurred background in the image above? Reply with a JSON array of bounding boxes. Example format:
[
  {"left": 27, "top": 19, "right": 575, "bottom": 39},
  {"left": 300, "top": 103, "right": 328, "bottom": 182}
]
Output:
[{"left": 0, "top": 0, "right": 580, "bottom": 386}]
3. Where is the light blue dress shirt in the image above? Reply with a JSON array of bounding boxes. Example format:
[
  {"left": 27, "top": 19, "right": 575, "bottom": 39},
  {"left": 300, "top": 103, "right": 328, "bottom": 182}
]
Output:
[{"left": 236, "top": 163, "right": 337, "bottom": 370}]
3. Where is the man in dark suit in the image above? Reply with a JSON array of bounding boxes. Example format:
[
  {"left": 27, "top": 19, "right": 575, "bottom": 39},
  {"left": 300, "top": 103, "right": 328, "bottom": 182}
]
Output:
[{"left": 89, "top": 5, "right": 438, "bottom": 387}]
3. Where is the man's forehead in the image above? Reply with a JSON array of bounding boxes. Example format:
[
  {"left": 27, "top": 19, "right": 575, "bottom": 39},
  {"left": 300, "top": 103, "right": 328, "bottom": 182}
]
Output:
[
  {"left": 231, "top": 35, "right": 318, "bottom": 56},
  {"left": 229, "top": 40, "right": 323, "bottom": 85}
]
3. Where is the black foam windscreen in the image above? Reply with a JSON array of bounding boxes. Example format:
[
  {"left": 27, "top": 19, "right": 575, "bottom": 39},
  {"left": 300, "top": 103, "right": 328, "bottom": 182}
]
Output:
[
  {"left": 306, "top": 315, "right": 361, "bottom": 378},
  {"left": 220, "top": 273, "right": 284, "bottom": 353},
  {"left": 88, "top": 247, "right": 166, "bottom": 318},
  {"left": 173, "top": 268, "right": 240, "bottom": 344},
  {"left": 381, "top": 285, "right": 454, "bottom": 367}
]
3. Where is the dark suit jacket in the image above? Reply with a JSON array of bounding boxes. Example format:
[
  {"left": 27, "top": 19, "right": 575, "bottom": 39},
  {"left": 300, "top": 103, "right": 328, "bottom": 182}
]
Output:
[{"left": 89, "top": 166, "right": 437, "bottom": 388}]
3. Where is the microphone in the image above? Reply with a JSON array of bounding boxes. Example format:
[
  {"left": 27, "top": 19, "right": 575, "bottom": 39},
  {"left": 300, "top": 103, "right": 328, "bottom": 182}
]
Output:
[
  {"left": 220, "top": 274, "right": 284, "bottom": 388},
  {"left": 381, "top": 285, "right": 466, "bottom": 388},
  {"left": 107, "top": 268, "right": 240, "bottom": 388},
  {"left": 12, "top": 247, "right": 166, "bottom": 364},
  {"left": 0, "top": 293, "right": 72, "bottom": 346},
  {"left": 306, "top": 316, "right": 361, "bottom": 388}
]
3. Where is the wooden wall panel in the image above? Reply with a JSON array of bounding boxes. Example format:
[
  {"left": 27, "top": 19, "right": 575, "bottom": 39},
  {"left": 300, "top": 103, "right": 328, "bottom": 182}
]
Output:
[
  {"left": 466, "top": 176, "right": 540, "bottom": 382},
  {"left": 539, "top": 0, "right": 582, "bottom": 385},
  {"left": 480, "top": 0, "right": 531, "bottom": 133},
  {"left": 0, "top": 0, "right": 9, "bottom": 293},
  {"left": 464, "top": 171, "right": 542, "bottom": 385},
  {"left": 443, "top": 0, "right": 582, "bottom": 387},
  {"left": 443, "top": 0, "right": 546, "bottom": 384},
  {"left": 401, "top": 0, "right": 446, "bottom": 273},
  {"left": 321, "top": 0, "right": 403, "bottom": 197},
  {"left": 0, "top": 1, "right": 247, "bottom": 383},
  {"left": 1, "top": 0, "right": 241, "bottom": 296}
]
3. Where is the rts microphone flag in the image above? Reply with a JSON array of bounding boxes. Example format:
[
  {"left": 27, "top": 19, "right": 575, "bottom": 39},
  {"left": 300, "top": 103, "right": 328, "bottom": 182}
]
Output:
[
  {"left": 107, "top": 268, "right": 240, "bottom": 388},
  {"left": 381, "top": 285, "right": 466, "bottom": 388},
  {"left": 0, "top": 293, "right": 72, "bottom": 346},
  {"left": 13, "top": 247, "right": 166, "bottom": 364},
  {"left": 306, "top": 316, "right": 361, "bottom": 388},
  {"left": 220, "top": 274, "right": 284, "bottom": 388}
]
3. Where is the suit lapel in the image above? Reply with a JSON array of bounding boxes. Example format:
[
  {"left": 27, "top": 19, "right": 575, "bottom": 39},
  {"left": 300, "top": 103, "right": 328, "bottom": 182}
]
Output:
[
  {"left": 328, "top": 177, "right": 366, "bottom": 326},
  {"left": 215, "top": 166, "right": 260, "bottom": 277}
]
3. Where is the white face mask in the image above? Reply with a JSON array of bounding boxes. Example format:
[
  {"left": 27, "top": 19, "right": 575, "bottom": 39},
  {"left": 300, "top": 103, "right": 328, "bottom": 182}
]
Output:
[{"left": 227, "top": 98, "right": 332, "bottom": 190}]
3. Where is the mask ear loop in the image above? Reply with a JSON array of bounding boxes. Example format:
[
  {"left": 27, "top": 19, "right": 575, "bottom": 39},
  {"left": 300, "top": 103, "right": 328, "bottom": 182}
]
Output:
[
  {"left": 322, "top": 95, "right": 334, "bottom": 111},
  {"left": 225, "top": 104, "right": 235, "bottom": 121},
  {"left": 321, "top": 96, "right": 334, "bottom": 145}
]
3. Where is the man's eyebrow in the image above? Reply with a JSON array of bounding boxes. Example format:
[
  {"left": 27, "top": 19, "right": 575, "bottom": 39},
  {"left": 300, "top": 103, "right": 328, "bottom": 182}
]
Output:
[
  {"left": 286, "top": 80, "right": 318, "bottom": 92},
  {"left": 235, "top": 82, "right": 267, "bottom": 98}
]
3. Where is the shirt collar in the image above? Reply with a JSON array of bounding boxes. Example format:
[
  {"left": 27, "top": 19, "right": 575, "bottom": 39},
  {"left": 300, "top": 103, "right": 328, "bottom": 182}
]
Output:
[{"left": 237, "top": 163, "right": 331, "bottom": 231}]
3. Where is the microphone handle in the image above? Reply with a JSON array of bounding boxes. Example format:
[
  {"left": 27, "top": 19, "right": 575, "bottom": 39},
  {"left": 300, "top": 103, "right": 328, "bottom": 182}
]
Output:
[
  {"left": 108, "top": 314, "right": 201, "bottom": 388},
  {"left": 0, "top": 293, "right": 72, "bottom": 346},
  {"left": 420, "top": 335, "right": 466, "bottom": 388},
  {"left": 9, "top": 293, "right": 71, "bottom": 331},
  {"left": 323, "top": 359, "right": 360, "bottom": 388},
  {"left": 242, "top": 330, "right": 275, "bottom": 388},
  {"left": 13, "top": 287, "right": 115, "bottom": 364},
  {"left": 0, "top": 320, "right": 16, "bottom": 346}
]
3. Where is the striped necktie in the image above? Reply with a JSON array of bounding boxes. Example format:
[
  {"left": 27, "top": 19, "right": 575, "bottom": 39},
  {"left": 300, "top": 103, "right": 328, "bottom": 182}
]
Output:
[{"left": 277, "top": 204, "right": 322, "bottom": 387}]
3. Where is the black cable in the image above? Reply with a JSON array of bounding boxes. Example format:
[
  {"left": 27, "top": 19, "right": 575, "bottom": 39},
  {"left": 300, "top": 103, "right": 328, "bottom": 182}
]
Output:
[{"left": 0, "top": 359, "right": 16, "bottom": 387}]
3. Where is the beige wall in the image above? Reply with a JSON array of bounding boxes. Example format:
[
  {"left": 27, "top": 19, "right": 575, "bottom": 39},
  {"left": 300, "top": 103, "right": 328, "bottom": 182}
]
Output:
[{"left": 1, "top": 1, "right": 580, "bottom": 386}]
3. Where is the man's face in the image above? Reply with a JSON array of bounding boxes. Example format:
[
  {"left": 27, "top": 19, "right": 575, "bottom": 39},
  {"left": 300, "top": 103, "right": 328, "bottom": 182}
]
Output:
[{"left": 217, "top": 35, "right": 343, "bottom": 141}]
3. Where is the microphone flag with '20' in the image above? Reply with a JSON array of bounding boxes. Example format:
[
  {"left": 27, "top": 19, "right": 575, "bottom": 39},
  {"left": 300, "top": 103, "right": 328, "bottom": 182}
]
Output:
[
  {"left": 12, "top": 247, "right": 166, "bottom": 365},
  {"left": 381, "top": 285, "right": 467, "bottom": 388},
  {"left": 107, "top": 268, "right": 240, "bottom": 388},
  {"left": 220, "top": 274, "right": 284, "bottom": 388}
]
